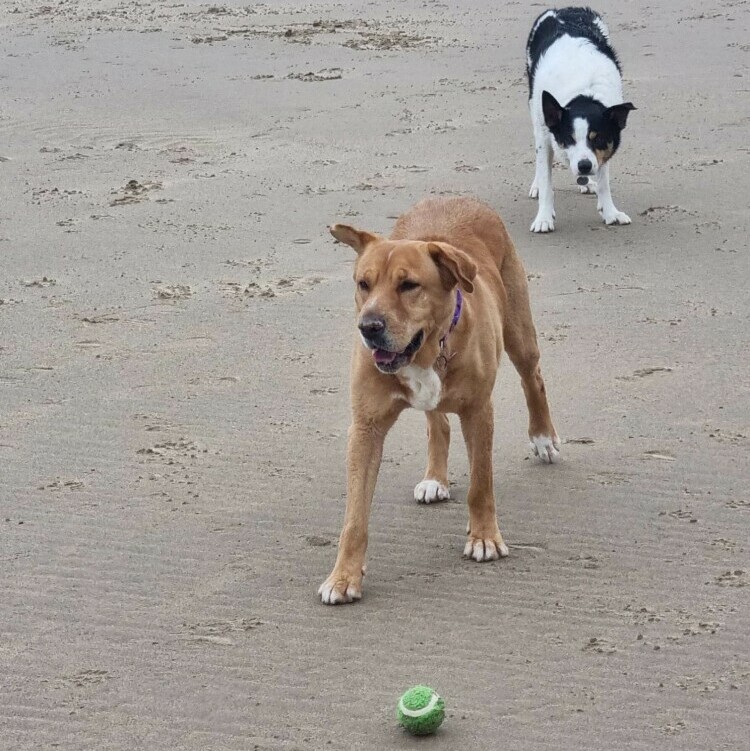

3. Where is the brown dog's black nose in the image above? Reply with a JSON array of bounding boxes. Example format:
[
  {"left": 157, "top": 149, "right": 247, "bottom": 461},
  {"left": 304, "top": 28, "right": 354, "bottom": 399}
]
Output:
[
  {"left": 358, "top": 316, "right": 385, "bottom": 339},
  {"left": 577, "top": 159, "right": 593, "bottom": 175}
]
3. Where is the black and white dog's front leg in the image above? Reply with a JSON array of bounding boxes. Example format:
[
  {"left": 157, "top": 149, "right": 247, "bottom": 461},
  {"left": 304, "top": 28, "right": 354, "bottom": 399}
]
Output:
[
  {"left": 530, "top": 131, "right": 555, "bottom": 233},
  {"left": 596, "top": 163, "right": 631, "bottom": 226}
]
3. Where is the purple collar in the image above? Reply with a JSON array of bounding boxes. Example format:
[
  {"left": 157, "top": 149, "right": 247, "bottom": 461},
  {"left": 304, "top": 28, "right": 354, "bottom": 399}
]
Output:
[{"left": 439, "top": 289, "right": 463, "bottom": 350}]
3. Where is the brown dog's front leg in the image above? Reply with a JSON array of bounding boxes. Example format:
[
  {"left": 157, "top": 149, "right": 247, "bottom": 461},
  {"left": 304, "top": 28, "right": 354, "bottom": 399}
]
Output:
[
  {"left": 413, "top": 410, "right": 451, "bottom": 504},
  {"left": 319, "top": 411, "right": 399, "bottom": 604},
  {"left": 459, "top": 401, "right": 510, "bottom": 562}
]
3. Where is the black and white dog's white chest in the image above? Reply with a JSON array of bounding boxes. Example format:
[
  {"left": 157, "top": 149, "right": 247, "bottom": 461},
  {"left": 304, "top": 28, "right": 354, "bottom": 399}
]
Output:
[{"left": 525, "top": 7, "right": 636, "bottom": 233}]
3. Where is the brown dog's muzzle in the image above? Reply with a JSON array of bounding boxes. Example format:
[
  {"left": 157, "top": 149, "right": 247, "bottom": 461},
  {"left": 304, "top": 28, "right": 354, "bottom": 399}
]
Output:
[
  {"left": 358, "top": 313, "right": 424, "bottom": 373},
  {"left": 358, "top": 314, "right": 386, "bottom": 345}
]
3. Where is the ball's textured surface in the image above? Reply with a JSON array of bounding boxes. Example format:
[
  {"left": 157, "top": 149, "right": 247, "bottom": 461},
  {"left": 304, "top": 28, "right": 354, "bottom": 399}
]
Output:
[{"left": 397, "top": 685, "right": 445, "bottom": 735}]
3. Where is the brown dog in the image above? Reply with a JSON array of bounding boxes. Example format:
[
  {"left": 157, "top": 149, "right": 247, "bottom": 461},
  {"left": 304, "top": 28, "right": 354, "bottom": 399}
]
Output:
[{"left": 319, "top": 197, "right": 560, "bottom": 604}]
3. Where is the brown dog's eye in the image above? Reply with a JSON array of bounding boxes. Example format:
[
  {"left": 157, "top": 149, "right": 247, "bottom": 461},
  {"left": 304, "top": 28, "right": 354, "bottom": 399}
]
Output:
[
  {"left": 357, "top": 280, "right": 369, "bottom": 292},
  {"left": 398, "top": 280, "right": 419, "bottom": 293}
]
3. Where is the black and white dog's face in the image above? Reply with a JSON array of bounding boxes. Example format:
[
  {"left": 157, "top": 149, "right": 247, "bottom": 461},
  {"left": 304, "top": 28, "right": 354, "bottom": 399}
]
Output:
[{"left": 542, "top": 91, "right": 635, "bottom": 179}]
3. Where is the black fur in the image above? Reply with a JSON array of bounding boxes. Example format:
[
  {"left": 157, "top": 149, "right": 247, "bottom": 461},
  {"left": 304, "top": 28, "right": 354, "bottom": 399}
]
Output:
[
  {"left": 526, "top": 7, "right": 621, "bottom": 97},
  {"left": 542, "top": 92, "right": 635, "bottom": 157}
]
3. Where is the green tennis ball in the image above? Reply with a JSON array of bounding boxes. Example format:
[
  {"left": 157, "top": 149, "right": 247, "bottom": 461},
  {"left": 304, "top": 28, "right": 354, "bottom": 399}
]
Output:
[{"left": 397, "top": 685, "right": 445, "bottom": 736}]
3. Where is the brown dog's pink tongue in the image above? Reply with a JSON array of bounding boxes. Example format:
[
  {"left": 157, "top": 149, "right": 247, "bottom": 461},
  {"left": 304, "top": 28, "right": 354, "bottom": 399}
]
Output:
[{"left": 373, "top": 349, "right": 398, "bottom": 365}]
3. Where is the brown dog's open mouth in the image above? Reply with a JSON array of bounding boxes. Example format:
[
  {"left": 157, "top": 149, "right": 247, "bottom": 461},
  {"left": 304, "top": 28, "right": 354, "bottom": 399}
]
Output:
[{"left": 372, "top": 330, "right": 424, "bottom": 373}]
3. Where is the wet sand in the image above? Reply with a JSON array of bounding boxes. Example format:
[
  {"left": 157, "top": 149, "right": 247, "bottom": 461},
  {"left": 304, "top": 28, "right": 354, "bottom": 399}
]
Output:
[{"left": 1, "top": 1, "right": 748, "bottom": 748}]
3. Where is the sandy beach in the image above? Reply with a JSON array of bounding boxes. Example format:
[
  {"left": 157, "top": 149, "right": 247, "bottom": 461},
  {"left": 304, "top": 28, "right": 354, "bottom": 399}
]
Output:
[{"left": 1, "top": 0, "right": 748, "bottom": 748}]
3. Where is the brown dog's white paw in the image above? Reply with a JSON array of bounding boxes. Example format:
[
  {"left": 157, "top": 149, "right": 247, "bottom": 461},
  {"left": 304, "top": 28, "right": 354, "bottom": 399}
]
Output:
[
  {"left": 414, "top": 479, "right": 450, "bottom": 504},
  {"left": 530, "top": 434, "right": 561, "bottom": 464},
  {"left": 318, "top": 570, "right": 363, "bottom": 605},
  {"left": 463, "top": 535, "right": 509, "bottom": 562}
]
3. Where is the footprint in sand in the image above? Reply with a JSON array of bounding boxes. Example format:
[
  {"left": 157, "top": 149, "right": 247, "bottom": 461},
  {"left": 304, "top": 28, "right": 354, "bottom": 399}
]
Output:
[
  {"left": 153, "top": 284, "right": 194, "bottom": 300},
  {"left": 221, "top": 276, "right": 324, "bottom": 299},
  {"left": 287, "top": 68, "right": 343, "bottom": 82},
  {"left": 110, "top": 179, "right": 162, "bottom": 206},
  {"left": 22, "top": 276, "right": 56, "bottom": 288}
]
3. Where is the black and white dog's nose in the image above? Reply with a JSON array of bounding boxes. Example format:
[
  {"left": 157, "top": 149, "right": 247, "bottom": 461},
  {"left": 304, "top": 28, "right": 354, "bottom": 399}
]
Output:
[
  {"left": 577, "top": 159, "right": 593, "bottom": 175},
  {"left": 358, "top": 316, "right": 385, "bottom": 339}
]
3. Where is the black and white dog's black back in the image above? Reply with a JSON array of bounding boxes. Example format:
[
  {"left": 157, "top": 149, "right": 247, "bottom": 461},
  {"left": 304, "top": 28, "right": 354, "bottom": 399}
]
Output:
[{"left": 526, "top": 7, "right": 635, "bottom": 233}]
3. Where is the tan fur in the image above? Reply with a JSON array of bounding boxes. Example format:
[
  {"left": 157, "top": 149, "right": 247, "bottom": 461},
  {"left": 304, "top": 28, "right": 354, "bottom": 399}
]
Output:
[
  {"left": 320, "top": 197, "right": 559, "bottom": 604},
  {"left": 595, "top": 143, "right": 615, "bottom": 166}
]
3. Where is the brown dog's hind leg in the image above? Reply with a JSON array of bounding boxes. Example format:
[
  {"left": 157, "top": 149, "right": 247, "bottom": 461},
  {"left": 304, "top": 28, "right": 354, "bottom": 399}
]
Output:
[
  {"left": 459, "top": 401, "right": 509, "bottom": 561},
  {"left": 500, "top": 251, "right": 560, "bottom": 463},
  {"left": 414, "top": 410, "right": 451, "bottom": 504}
]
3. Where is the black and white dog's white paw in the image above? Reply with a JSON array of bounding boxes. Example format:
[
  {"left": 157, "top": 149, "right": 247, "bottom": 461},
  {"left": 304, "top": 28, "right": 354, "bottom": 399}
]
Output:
[
  {"left": 599, "top": 206, "right": 631, "bottom": 225},
  {"left": 530, "top": 212, "right": 555, "bottom": 233}
]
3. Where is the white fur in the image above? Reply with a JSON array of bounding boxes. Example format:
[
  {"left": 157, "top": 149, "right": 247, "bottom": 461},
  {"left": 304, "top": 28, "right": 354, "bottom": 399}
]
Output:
[
  {"left": 593, "top": 16, "right": 610, "bottom": 40},
  {"left": 530, "top": 434, "right": 561, "bottom": 463},
  {"left": 529, "top": 34, "right": 629, "bottom": 232},
  {"left": 318, "top": 579, "right": 361, "bottom": 605},
  {"left": 531, "top": 36, "right": 623, "bottom": 117},
  {"left": 596, "top": 163, "right": 631, "bottom": 225},
  {"left": 463, "top": 537, "right": 509, "bottom": 561},
  {"left": 398, "top": 365, "right": 441, "bottom": 411},
  {"left": 414, "top": 479, "right": 450, "bottom": 504},
  {"left": 565, "top": 117, "right": 595, "bottom": 173}
]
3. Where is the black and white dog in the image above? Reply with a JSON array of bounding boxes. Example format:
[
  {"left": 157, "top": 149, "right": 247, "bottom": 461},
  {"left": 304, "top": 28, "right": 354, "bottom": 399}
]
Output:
[{"left": 526, "top": 7, "right": 635, "bottom": 233}]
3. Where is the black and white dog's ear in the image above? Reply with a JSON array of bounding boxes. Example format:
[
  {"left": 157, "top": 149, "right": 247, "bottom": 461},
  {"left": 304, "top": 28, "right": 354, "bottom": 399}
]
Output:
[
  {"left": 541, "top": 90, "right": 565, "bottom": 129},
  {"left": 607, "top": 102, "right": 636, "bottom": 129}
]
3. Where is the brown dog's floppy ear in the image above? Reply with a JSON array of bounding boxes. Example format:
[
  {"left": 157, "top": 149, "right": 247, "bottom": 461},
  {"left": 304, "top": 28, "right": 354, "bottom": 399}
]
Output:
[
  {"left": 329, "top": 224, "right": 380, "bottom": 255},
  {"left": 427, "top": 242, "right": 476, "bottom": 293}
]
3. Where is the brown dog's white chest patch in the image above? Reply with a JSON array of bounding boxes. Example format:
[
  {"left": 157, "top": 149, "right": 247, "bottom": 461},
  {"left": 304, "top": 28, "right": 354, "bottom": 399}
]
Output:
[{"left": 398, "top": 365, "right": 441, "bottom": 411}]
